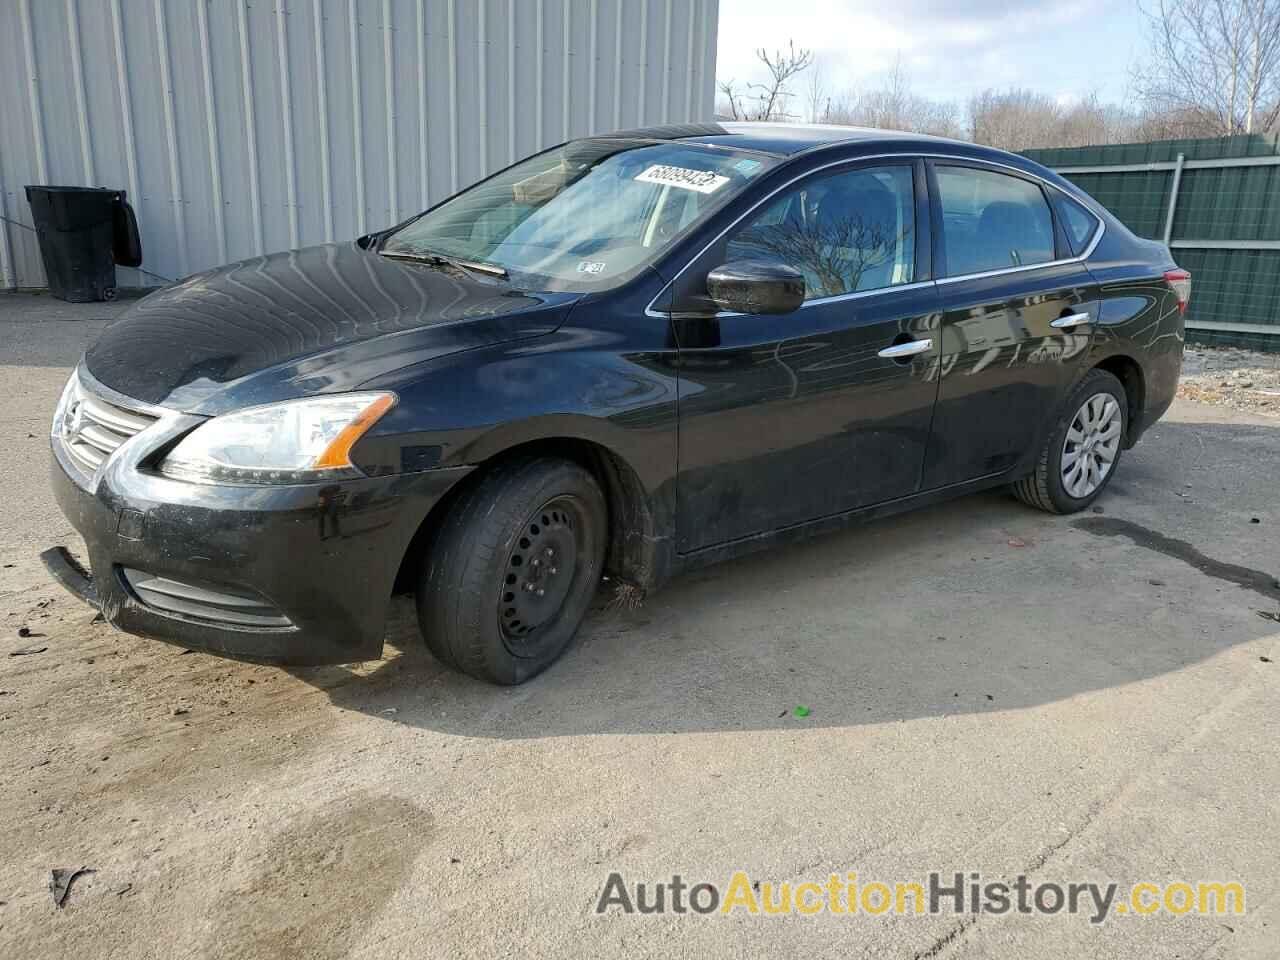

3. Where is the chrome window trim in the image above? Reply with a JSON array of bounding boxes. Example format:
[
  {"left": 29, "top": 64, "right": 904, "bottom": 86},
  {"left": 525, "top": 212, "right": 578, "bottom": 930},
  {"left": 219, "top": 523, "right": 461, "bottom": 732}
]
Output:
[
  {"left": 932, "top": 253, "right": 1095, "bottom": 285},
  {"left": 682, "top": 279, "right": 938, "bottom": 321},
  {"left": 789, "top": 277, "right": 936, "bottom": 306},
  {"left": 645, "top": 150, "right": 1106, "bottom": 319}
]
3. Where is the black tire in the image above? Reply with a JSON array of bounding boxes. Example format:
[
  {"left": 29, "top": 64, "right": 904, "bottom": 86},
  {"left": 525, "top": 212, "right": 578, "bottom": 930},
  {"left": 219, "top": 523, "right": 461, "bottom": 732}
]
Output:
[
  {"left": 416, "top": 457, "right": 607, "bottom": 685},
  {"left": 1012, "top": 368, "right": 1128, "bottom": 515}
]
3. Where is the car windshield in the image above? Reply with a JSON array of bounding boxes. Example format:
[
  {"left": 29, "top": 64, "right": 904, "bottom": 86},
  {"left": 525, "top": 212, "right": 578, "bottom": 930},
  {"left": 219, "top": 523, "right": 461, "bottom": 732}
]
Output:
[{"left": 380, "top": 139, "right": 776, "bottom": 292}]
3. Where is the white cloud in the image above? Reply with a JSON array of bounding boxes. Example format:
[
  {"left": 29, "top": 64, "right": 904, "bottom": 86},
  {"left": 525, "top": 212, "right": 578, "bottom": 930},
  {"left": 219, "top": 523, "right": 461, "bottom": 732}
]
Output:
[{"left": 715, "top": 0, "right": 1143, "bottom": 106}]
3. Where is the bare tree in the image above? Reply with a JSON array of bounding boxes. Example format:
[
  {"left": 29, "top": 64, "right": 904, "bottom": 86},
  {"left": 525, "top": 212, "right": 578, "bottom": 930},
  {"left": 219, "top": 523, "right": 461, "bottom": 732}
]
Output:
[
  {"left": 1132, "top": 103, "right": 1225, "bottom": 138},
  {"left": 805, "top": 60, "right": 830, "bottom": 123},
  {"left": 853, "top": 56, "right": 914, "bottom": 129},
  {"left": 1134, "top": 0, "right": 1280, "bottom": 135},
  {"left": 826, "top": 56, "right": 965, "bottom": 138},
  {"left": 753, "top": 42, "right": 815, "bottom": 120},
  {"left": 969, "top": 88, "right": 1063, "bottom": 150},
  {"left": 1057, "top": 94, "right": 1138, "bottom": 146},
  {"left": 715, "top": 41, "right": 815, "bottom": 121},
  {"left": 717, "top": 79, "right": 744, "bottom": 120},
  {"left": 966, "top": 88, "right": 1147, "bottom": 150},
  {"left": 714, "top": 42, "right": 1200, "bottom": 149}
]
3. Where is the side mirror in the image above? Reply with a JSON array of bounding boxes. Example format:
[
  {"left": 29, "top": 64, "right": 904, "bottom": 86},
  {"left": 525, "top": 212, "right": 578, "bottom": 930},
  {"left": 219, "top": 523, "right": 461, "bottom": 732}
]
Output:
[{"left": 706, "top": 259, "right": 805, "bottom": 315}]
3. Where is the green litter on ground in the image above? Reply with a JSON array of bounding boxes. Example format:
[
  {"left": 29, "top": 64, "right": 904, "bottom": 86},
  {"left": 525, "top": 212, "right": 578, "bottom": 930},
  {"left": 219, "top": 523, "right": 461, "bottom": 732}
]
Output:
[{"left": 793, "top": 705, "right": 810, "bottom": 718}]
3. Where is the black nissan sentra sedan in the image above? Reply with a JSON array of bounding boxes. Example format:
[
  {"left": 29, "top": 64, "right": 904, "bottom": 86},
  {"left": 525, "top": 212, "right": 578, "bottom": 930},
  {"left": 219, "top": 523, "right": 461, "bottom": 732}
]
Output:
[{"left": 45, "top": 123, "right": 1189, "bottom": 684}]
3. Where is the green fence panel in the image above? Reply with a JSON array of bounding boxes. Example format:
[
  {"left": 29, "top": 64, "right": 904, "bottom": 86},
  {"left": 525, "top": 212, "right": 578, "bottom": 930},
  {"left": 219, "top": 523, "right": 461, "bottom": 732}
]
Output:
[
  {"left": 1063, "top": 170, "right": 1172, "bottom": 238},
  {"left": 1024, "top": 135, "right": 1280, "bottom": 351}
]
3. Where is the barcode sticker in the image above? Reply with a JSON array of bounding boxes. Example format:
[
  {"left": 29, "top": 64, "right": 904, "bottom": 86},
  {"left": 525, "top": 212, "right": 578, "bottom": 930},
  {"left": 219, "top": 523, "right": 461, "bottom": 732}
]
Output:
[{"left": 634, "top": 164, "right": 731, "bottom": 194}]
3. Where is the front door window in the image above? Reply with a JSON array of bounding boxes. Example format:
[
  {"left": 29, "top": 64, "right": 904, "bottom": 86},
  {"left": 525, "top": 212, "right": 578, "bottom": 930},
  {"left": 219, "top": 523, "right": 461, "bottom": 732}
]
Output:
[{"left": 724, "top": 164, "right": 917, "bottom": 299}]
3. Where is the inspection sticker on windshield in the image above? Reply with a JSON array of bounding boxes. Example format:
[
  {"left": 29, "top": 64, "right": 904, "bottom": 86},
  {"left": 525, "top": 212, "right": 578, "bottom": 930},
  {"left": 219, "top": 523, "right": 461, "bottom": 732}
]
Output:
[{"left": 634, "top": 164, "right": 730, "bottom": 194}]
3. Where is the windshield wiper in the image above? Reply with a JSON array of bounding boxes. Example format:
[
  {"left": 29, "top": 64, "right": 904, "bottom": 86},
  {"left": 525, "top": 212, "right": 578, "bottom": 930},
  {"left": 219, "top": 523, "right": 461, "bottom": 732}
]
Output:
[{"left": 380, "top": 249, "right": 508, "bottom": 279}]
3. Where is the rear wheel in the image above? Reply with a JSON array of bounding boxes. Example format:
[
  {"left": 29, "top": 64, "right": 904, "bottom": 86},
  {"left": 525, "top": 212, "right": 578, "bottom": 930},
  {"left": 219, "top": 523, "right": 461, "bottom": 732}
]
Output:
[
  {"left": 416, "top": 457, "right": 606, "bottom": 684},
  {"left": 1012, "top": 368, "right": 1128, "bottom": 514}
]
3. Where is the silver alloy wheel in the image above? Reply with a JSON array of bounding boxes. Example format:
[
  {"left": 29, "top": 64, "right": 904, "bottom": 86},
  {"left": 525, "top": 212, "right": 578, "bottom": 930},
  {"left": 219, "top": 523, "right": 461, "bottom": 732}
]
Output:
[{"left": 1061, "top": 392, "right": 1122, "bottom": 499}]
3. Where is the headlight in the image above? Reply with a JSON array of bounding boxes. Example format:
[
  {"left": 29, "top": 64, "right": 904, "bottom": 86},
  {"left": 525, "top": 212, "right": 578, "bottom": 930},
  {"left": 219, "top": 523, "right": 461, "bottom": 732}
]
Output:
[{"left": 159, "top": 393, "right": 396, "bottom": 484}]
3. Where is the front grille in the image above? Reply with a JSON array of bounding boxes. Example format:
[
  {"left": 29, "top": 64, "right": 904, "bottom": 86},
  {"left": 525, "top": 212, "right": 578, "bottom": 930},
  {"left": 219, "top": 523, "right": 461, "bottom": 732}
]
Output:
[
  {"left": 121, "top": 567, "right": 294, "bottom": 629},
  {"left": 57, "top": 376, "right": 159, "bottom": 476}
]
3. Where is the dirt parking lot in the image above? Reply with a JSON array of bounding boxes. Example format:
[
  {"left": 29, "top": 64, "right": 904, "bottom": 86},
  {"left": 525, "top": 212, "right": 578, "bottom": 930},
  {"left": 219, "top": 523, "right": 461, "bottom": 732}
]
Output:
[{"left": 2, "top": 293, "right": 1278, "bottom": 959}]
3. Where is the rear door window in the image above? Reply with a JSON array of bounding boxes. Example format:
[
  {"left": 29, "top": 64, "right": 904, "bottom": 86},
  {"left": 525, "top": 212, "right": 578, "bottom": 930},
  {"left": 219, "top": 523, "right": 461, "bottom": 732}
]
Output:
[
  {"left": 1058, "top": 194, "right": 1101, "bottom": 255},
  {"left": 935, "top": 166, "right": 1055, "bottom": 277}
]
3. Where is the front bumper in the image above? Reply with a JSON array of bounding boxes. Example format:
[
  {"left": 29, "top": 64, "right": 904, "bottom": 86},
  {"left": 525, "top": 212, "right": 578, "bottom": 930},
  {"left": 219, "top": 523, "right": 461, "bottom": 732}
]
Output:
[{"left": 48, "top": 424, "right": 471, "bottom": 665}]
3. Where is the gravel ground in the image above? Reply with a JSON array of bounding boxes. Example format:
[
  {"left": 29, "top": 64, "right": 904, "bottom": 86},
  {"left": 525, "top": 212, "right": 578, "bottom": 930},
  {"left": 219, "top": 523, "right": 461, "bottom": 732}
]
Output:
[
  {"left": 1178, "top": 345, "right": 1280, "bottom": 417},
  {"left": 2, "top": 295, "right": 1279, "bottom": 959}
]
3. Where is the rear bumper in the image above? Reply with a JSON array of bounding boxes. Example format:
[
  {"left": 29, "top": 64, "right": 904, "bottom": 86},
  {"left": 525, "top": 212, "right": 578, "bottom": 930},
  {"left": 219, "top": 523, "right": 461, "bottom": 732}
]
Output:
[
  {"left": 48, "top": 440, "right": 471, "bottom": 665},
  {"left": 1132, "top": 336, "right": 1183, "bottom": 444}
]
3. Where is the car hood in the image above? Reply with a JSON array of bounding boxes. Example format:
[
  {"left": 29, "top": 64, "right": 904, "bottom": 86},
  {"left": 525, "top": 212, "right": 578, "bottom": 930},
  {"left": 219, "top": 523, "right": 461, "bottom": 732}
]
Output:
[{"left": 84, "top": 241, "right": 580, "bottom": 415}]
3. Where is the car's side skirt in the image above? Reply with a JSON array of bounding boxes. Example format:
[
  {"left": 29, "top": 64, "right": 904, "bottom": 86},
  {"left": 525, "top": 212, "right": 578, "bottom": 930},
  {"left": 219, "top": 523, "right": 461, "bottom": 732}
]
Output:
[{"left": 667, "top": 469, "right": 1016, "bottom": 580}]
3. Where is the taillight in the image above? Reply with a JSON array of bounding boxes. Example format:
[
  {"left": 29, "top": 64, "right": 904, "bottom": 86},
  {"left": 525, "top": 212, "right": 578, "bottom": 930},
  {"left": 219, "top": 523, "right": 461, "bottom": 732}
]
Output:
[{"left": 1164, "top": 268, "right": 1191, "bottom": 314}]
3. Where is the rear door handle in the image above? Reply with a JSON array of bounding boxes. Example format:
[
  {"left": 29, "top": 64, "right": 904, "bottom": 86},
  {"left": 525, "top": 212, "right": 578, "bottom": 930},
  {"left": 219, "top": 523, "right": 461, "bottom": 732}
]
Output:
[
  {"left": 878, "top": 338, "right": 933, "bottom": 359},
  {"left": 1051, "top": 312, "right": 1091, "bottom": 329}
]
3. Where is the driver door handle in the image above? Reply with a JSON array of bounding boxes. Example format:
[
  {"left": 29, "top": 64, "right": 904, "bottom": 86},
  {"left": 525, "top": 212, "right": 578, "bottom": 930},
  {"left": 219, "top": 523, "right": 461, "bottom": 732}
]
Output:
[
  {"left": 878, "top": 338, "right": 933, "bottom": 359},
  {"left": 1051, "top": 312, "right": 1091, "bottom": 329}
]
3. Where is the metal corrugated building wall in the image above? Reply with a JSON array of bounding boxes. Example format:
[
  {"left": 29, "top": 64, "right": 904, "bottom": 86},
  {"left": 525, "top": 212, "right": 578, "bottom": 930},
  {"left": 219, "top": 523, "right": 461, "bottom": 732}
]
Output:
[{"left": 0, "top": 0, "right": 719, "bottom": 291}]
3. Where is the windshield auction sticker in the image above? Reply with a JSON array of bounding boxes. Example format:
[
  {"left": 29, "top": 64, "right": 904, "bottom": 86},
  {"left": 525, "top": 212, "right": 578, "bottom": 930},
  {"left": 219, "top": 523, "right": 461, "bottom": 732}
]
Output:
[{"left": 634, "top": 164, "right": 731, "bottom": 194}]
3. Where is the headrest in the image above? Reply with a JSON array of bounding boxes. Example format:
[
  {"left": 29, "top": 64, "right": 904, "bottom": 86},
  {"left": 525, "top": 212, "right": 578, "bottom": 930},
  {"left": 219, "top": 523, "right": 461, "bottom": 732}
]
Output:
[
  {"left": 815, "top": 179, "right": 897, "bottom": 239},
  {"left": 979, "top": 201, "right": 1040, "bottom": 239}
]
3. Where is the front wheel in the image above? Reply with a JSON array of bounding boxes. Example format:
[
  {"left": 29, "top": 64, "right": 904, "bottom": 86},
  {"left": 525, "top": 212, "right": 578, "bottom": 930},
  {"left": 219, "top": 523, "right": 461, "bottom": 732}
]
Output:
[
  {"left": 416, "top": 457, "right": 607, "bottom": 684},
  {"left": 1012, "top": 369, "right": 1128, "bottom": 514}
]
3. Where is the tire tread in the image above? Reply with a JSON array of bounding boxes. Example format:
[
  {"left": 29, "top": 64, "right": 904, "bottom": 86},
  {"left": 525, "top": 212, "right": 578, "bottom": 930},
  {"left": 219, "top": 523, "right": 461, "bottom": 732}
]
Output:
[
  {"left": 1012, "top": 368, "right": 1126, "bottom": 515},
  {"left": 416, "top": 456, "right": 604, "bottom": 684}
]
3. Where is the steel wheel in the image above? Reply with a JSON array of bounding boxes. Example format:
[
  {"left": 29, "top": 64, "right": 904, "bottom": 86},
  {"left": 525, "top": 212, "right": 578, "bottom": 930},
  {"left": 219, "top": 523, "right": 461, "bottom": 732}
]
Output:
[
  {"left": 418, "top": 456, "right": 606, "bottom": 684},
  {"left": 498, "top": 495, "right": 584, "bottom": 649},
  {"left": 1061, "top": 392, "right": 1122, "bottom": 499}
]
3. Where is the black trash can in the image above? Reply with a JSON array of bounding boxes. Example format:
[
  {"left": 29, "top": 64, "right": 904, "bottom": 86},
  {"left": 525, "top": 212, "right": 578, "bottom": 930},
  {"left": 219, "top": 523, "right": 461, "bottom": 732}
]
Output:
[{"left": 25, "top": 186, "right": 142, "bottom": 303}]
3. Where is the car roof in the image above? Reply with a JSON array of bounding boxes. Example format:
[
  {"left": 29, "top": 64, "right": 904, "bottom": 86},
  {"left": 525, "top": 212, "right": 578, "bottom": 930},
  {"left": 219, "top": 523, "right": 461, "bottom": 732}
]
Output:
[
  {"left": 591, "top": 121, "right": 1092, "bottom": 203},
  {"left": 597, "top": 121, "right": 972, "bottom": 157}
]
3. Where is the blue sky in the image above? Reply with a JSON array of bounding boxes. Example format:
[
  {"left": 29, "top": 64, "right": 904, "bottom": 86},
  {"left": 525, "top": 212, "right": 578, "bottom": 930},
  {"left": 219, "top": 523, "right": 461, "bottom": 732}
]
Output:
[{"left": 716, "top": 0, "right": 1148, "bottom": 110}]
